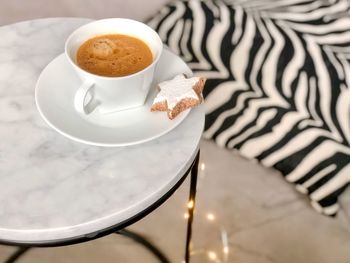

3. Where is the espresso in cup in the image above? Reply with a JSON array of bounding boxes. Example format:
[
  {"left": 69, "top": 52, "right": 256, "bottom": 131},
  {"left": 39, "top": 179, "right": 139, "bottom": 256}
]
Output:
[
  {"left": 65, "top": 18, "right": 163, "bottom": 114},
  {"left": 76, "top": 34, "right": 153, "bottom": 77}
]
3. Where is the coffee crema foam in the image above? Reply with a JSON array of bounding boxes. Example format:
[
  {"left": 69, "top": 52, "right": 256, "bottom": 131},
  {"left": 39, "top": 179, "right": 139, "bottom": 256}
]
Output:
[{"left": 76, "top": 34, "right": 153, "bottom": 77}]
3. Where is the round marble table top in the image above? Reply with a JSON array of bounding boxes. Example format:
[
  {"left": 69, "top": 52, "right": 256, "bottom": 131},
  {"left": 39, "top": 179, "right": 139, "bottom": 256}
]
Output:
[{"left": 0, "top": 18, "right": 204, "bottom": 243}]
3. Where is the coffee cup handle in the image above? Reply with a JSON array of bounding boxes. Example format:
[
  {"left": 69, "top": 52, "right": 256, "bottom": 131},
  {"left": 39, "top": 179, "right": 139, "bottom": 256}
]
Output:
[{"left": 74, "top": 81, "right": 94, "bottom": 115}]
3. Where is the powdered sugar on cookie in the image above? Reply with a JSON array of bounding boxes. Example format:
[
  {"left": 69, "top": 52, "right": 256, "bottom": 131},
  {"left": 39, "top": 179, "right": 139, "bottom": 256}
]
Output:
[
  {"left": 153, "top": 75, "right": 200, "bottom": 109},
  {"left": 151, "top": 74, "right": 206, "bottom": 120}
]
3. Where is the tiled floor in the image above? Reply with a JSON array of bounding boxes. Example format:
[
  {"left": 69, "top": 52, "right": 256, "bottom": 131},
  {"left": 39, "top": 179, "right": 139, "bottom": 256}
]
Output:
[
  {"left": 0, "top": 0, "right": 169, "bottom": 26},
  {"left": 1, "top": 1, "right": 350, "bottom": 262}
]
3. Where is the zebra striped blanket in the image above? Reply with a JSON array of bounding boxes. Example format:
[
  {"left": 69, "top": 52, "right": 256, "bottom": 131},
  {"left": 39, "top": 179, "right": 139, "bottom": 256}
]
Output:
[{"left": 148, "top": 0, "right": 350, "bottom": 216}]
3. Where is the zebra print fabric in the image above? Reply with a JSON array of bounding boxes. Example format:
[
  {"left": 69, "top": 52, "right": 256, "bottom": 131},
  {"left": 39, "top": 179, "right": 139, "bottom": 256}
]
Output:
[{"left": 148, "top": 0, "right": 350, "bottom": 216}]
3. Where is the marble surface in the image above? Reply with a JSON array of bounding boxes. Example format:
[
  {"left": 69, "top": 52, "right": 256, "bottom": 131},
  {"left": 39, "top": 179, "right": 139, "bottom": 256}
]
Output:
[
  {"left": 2, "top": 140, "right": 350, "bottom": 263},
  {"left": 0, "top": 18, "right": 204, "bottom": 243}
]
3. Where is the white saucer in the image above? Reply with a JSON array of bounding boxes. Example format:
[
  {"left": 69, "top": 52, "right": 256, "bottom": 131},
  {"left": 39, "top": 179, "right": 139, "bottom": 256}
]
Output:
[{"left": 35, "top": 49, "right": 192, "bottom": 147}]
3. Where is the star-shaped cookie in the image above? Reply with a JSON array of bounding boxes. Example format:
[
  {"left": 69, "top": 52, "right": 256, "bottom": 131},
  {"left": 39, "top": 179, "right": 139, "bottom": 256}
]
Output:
[{"left": 151, "top": 74, "right": 206, "bottom": 120}]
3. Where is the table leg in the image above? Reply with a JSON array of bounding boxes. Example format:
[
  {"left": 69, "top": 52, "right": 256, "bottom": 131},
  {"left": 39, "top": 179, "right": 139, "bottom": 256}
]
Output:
[
  {"left": 184, "top": 150, "right": 200, "bottom": 263},
  {"left": 116, "top": 230, "right": 170, "bottom": 263},
  {"left": 4, "top": 247, "right": 31, "bottom": 263}
]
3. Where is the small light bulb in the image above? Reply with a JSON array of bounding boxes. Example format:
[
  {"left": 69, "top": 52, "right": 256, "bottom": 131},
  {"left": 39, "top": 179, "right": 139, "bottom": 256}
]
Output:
[
  {"left": 184, "top": 212, "right": 189, "bottom": 219},
  {"left": 208, "top": 251, "right": 217, "bottom": 261},
  {"left": 200, "top": 163, "right": 206, "bottom": 171},
  {"left": 207, "top": 213, "right": 215, "bottom": 221},
  {"left": 188, "top": 200, "right": 194, "bottom": 209},
  {"left": 223, "top": 246, "right": 229, "bottom": 254}
]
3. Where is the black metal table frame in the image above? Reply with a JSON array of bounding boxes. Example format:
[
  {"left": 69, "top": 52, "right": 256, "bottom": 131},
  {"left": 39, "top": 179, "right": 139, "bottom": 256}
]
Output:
[{"left": 0, "top": 150, "right": 200, "bottom": 263}]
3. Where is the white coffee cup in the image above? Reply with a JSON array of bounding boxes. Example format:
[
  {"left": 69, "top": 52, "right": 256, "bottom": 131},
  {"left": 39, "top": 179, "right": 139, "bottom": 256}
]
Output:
[{"left": 65, "top": 18, "right": 163, "bottom": 115}]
